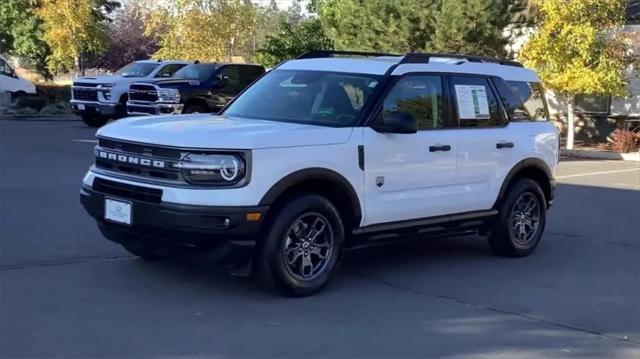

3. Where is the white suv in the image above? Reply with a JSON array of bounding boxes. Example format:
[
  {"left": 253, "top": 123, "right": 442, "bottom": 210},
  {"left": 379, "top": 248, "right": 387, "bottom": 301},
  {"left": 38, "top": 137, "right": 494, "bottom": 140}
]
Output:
[{"left": 80, "top": 51, "right": 559, "bottom": 296}]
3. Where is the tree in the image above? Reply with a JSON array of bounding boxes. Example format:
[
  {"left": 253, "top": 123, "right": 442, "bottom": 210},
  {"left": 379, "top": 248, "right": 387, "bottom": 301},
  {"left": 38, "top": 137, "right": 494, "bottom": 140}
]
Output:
[
  {"left": 36, "top": 0, "right": 120, "bottom": 75},
  {"left": 519, "top": 0, "right": 637, "bottom": 149},
  {"left": 430, "top": 0, "right": 523, "bottom": 57},
  {"left": 256, "top": 18, "right": 334, "bottom": 67},
  {"left": 91, "top": 0, "right": 160, "bottom": 71},
  {"left": 317, "top": 0, "right": 440, "bottom": 53},
  {"left": 0, "top": 0, "right": 52, "bottom": 79},
  {"left": 148, "top": 0, "right": 257, "bottom": 62}
]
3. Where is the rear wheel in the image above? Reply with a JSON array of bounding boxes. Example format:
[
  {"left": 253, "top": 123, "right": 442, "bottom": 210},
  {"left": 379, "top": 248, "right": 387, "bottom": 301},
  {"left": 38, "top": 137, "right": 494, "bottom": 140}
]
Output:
[
  {"left": 488, "top": 178, "right": 547, "bottom": 257},
  {"left": 256, "top": 193, "right": 344, "bottom": 296},
  {"left": 81, "top": 114, "right": 108, "bottom": 128}
]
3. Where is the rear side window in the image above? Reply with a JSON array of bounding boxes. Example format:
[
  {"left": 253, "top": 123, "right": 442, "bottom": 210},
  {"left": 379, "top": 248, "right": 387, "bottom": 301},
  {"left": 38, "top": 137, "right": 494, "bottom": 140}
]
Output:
[
  {"left": 504, "top": 81, "right": 548, "bottom": 121},
  {"left": 451, "top": 76, "right": 504, "bottom": 127},
  {"left": 383, "top": 75, "right": 445, "bottom": 130}
]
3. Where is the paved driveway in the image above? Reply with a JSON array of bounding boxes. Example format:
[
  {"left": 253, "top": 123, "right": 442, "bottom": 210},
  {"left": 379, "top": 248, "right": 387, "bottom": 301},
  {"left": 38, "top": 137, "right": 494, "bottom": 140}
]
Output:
[{"left": 1, "top": 119, "right": 639, "bottom": 358}]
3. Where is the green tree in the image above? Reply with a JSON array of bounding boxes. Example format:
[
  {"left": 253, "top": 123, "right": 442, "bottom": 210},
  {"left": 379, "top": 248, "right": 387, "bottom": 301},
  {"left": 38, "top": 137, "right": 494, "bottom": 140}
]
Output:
[
  {"left": 0, "top": 0, "right": 52, "bottom": 79},
  {"left": 256, "top": 18, "right": 334, "bottom": 67},
  {"left": 37, "top": 0, "right": 120, "bottom": 75},
  {"left": 519, "top": 0, "right": 637, "bottom": 149},
  {"left": 317, "top": 0, "right": 440, "bottom": 53},
  {"left": 430, "top": 0, "right": 522, "bottom": 57},
  {"left": 148, "top": 0, "right": 257, "bottom": 62}
]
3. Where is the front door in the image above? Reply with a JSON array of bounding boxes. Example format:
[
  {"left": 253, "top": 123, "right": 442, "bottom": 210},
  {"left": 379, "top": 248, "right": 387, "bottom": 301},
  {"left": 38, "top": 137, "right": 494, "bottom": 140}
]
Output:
[{"left": 363, "top": 75, "right": 459, "bottom": 226}]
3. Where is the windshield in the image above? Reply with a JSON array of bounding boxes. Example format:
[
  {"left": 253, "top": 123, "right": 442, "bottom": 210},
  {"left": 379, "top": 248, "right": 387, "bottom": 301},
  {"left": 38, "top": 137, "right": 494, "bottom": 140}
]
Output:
[
  {"left": 224, "top": 70, "right": 382, "bottom": 127},
  {"left": 115, "top": 62, "right": 160, "bottom": 77},
  {"left": 173, "top": 64, "right": 219, "bottom": 81}
]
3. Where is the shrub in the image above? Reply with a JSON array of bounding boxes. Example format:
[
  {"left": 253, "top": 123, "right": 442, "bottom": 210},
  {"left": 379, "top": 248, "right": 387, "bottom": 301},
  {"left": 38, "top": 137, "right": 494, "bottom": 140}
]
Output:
[
  {"left": 611, "top": 129, "right": 638, "bottom": 153},
  {"left": 13, "top": 96, "right": 48, "bottom": 111},
  {"left": 36, "top": 84, "right": 71, "bottom": 103}
]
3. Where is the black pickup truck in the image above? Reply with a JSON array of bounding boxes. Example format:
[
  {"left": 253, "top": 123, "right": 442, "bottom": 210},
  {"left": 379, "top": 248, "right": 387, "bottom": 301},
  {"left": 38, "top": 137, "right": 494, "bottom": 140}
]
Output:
[{"left": 127, "top": 63, "right": 265, "bottom": 115}]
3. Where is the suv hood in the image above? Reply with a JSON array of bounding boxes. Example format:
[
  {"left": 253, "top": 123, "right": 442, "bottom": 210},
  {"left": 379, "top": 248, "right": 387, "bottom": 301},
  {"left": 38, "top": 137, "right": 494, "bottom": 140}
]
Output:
[{"left": 97, "top": 114, "right": 354, "bottom": 149}]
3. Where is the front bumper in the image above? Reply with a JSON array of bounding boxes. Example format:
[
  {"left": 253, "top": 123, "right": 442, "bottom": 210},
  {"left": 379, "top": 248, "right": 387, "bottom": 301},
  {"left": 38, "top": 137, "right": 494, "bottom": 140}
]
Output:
[
  {"left": 127, "top": 101, "right": 184, "bottom": 116},
  {"left": 80, "top": 184, "right": 268, "bottom": 252},
  {"left": 71, "top": 100, "right": 119, "bottom": 116}
]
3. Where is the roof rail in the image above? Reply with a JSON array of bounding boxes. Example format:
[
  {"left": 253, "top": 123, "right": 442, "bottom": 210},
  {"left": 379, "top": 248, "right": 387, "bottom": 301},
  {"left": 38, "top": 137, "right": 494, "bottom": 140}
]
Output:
[
  {"left": 399, "top": 53, "right": 524, "bottom": 68},
  {"left": 297, "top": 50, "right": 401, "bottom": 59}
]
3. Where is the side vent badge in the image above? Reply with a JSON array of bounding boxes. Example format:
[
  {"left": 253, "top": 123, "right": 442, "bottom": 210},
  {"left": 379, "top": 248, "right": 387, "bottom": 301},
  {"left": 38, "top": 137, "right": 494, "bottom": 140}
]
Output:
[{"left": 376, "top": 176, "right": 385, "bottom": 187}]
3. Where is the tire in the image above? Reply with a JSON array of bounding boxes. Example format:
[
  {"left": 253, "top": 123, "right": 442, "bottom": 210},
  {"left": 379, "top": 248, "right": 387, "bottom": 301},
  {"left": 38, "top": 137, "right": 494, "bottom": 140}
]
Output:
[
  {"left": 488, "top": 178, "right": 547, "bottom": 257},
  {"left": 183, "top": 104, "right": 205, "bottom": 114},
  {"left": 81, "top": 114, "right": 108, "bottom": 128},
  {"left": 256, "top": 193, "right": 345, "bottom": 297},
  {"left": 121, "top": 241, "right": 172, "bottom": 261}
]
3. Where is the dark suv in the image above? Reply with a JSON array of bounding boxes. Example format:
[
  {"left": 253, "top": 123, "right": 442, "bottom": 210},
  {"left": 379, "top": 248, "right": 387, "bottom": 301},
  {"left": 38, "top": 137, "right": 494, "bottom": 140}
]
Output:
[{"left": 127, "top": 63, "right": 265, "bottom": 115}]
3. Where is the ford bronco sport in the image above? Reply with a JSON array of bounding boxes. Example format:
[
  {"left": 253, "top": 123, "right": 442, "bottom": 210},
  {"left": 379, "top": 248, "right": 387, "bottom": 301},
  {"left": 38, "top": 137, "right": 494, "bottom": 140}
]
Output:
[{"left": 80, "top": 51, "right": 559, "bottom": 296}]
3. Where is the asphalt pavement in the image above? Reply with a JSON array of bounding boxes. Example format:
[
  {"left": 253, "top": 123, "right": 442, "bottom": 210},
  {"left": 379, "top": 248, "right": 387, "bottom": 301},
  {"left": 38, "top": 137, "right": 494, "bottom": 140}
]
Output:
[{"left": 1, "top": 119, "right": 639, "bottom": 358}]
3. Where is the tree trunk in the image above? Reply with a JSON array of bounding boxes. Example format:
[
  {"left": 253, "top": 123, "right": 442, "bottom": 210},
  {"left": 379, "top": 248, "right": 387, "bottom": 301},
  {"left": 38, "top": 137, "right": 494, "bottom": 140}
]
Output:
[{"left": 566, "top": 94, "right": 576, "bottom": 150}]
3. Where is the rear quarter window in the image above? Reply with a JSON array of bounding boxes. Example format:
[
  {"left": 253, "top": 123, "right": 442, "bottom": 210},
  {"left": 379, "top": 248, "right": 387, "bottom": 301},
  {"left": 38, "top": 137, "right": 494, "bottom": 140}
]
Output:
[{"left": 500, "top": 80, "right": 549, "bottom": 121}]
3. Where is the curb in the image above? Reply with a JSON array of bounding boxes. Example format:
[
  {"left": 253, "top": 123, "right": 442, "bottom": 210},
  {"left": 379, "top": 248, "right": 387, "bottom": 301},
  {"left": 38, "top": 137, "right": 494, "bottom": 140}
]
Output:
[{"left": 561, "top": 149, "right": 640, "bottom": 162}]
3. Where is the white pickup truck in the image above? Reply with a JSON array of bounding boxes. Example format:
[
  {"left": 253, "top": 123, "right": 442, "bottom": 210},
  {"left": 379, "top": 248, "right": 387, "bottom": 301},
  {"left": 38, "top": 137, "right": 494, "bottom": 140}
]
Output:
[{"left": 70, "top": 60, "right": 189, "bottom": 127}]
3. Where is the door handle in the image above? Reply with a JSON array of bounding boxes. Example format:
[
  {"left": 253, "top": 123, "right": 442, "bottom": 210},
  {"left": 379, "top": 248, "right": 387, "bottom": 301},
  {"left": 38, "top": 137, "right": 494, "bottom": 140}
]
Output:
[
  {"left": 429, "top": 145, "right": 451, "bottom": 152},
  {"left": 496, "top": 142, "right": 514, "bottom": 149}
]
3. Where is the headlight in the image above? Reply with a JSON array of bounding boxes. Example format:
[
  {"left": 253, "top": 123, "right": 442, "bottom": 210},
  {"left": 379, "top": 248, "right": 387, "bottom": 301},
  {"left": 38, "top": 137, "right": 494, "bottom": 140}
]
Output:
[
  {"left": 97, "top": 83, "right": 113, "bottom": 100},
  {"left": 173, "top": 153, "right": 246, "bottom": 185},
  {"left": 158, "top": 88, "right": 180, "bottom": 103}
]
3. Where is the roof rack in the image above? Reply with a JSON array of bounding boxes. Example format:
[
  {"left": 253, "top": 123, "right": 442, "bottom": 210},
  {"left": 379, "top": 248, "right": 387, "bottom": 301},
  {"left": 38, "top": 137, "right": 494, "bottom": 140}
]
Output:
[
  {"left": 399, "top": 53, "right": 523, "bottom": 68},
  {"left": 297, "top": 50, "right": 401, "bottom": 59}
]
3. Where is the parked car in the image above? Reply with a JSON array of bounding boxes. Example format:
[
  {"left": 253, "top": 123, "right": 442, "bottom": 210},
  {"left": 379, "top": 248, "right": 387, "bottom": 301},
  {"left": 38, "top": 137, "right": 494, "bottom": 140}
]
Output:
[
  {"left": 126, "top": 63, "right": 265, "bottom": 116},
  {"left": 80, "top": 51, "right": 559, "bottom": 296},
  {"left": 71, "top": 60, "right": 190, "bottom": 127},
  {"left": 0, "top": 55, "right": 36, "bottom": 99}
]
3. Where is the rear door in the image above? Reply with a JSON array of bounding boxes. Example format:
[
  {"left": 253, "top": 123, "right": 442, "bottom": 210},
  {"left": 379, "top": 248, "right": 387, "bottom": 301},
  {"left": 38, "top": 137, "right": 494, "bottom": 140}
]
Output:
[
  {"left": 450, "top": 75, "right": 518, "bottom": 211},
  {"left": 363, "top": 74, "right": 460, "bottom": 225}
]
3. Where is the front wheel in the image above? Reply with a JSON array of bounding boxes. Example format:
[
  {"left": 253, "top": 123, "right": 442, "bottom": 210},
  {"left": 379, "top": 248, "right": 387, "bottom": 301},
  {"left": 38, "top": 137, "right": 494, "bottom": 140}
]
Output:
[
  {"left": 487, "top": 178, "right": 547, "bottom": 257},
  {"left": 256, "top": 194, "right": 344, "bottom": 296},
  {"left": 81, "top": 114, "right": 108, "bottom": 128}
]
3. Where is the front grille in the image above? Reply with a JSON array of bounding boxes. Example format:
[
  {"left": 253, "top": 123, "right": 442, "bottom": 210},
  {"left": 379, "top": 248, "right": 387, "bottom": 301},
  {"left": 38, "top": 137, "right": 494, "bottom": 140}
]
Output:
[
  {"left": 129, "top": 84, "right": 158, "bottom": 102},
  {"left": 95, "top": 138, "right": 184, "bottom": 182},
  {"left": 73, "top": 89, "right": 98, "bottom": 101},
  {"left": 127, "top": 105, "right": 156, "bottom": 115},
  {"left": 98, "top": 138, "right": 182, "bottom": 159},
  {"left": 93, "top": 177, "right": 163, "bottom": 203},
  {"left": 73, "top": 82, "right": 99, "bottom": 87}
]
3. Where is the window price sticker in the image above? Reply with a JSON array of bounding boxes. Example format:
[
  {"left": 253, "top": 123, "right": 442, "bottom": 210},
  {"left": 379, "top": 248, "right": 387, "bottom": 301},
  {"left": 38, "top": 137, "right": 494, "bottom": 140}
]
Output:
[{"left": 454, "top": 85, "right": 490, "bottom": 119}]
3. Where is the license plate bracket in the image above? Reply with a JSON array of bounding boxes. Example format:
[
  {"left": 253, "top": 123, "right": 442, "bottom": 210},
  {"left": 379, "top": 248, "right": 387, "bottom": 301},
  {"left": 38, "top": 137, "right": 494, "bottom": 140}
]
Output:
[{"left": 104, "top": 197, "right": 132, "bottom": 225}]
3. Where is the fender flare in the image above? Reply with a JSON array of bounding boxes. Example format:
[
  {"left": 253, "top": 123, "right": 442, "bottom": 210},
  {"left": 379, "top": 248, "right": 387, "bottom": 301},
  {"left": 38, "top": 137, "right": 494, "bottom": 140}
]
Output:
[
  {"left": 494, "top": 157, "right": 554, "bottom": 207},
  {"left": 259, "top": 167, "right": 362, "bottom": 225}
]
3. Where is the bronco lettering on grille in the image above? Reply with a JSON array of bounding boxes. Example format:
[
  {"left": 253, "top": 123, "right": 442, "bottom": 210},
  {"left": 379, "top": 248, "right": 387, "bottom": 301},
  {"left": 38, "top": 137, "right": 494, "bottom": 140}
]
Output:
[{"left": 97, "top": 150, "right": 165, "bottom": 168}]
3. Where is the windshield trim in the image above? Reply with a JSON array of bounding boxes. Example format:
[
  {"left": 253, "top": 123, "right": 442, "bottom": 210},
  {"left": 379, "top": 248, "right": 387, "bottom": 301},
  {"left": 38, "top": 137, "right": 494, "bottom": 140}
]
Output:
[{"left": 221, "top": 69, "right": 385, "bottom": 128}]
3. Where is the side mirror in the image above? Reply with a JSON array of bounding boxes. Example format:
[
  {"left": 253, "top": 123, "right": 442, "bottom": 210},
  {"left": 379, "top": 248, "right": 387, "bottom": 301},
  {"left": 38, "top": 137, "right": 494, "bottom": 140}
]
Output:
[{"left": 373, "top": 111, "right": 418, "bottom": 134}]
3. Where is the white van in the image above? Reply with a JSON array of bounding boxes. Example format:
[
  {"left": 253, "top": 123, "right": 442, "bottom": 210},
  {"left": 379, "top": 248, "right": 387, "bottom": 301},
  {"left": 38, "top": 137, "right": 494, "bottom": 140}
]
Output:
[{"left": 0, "top": 56, "right": 36, "bottom": 99}]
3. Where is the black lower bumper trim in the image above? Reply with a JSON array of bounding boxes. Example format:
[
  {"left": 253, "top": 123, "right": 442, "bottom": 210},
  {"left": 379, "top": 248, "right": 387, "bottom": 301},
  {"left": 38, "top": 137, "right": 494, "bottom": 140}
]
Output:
[{"left": 80, "top": 185, "right": 267, "bottom": 251}]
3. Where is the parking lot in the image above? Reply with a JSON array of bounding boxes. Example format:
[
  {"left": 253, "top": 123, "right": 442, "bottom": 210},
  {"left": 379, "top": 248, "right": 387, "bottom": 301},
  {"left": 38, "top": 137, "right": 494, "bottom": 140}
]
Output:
[{"left": 1, "top": 119, "right": 639, "bottom": 358}]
